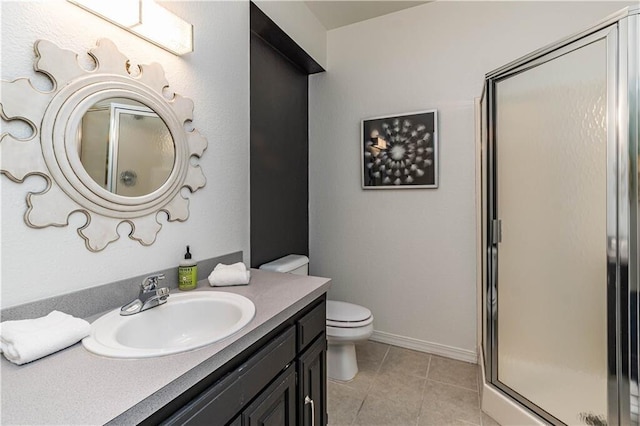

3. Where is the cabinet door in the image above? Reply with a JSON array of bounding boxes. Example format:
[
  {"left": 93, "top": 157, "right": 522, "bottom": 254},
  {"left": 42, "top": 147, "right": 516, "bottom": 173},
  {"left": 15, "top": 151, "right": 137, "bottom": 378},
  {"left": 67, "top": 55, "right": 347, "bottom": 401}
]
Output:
[
  {"left": 162, "top": 328, "right": 296, "bottom": 426},
  {"left": 243, "top": 364, "right": 296, "bottom": 426},
  {"left": 297, "top": 335, "right": 327, "bottom": 426}
]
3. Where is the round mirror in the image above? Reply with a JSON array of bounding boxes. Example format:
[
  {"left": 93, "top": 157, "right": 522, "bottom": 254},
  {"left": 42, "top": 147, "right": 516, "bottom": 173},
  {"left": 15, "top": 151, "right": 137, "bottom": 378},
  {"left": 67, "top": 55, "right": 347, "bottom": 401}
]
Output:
[
  {"left": 78, "top": 98, "right": 175, "bottom": 197},
  {"left": 1, "top": 39, "right": 207, "bottom": 251}
]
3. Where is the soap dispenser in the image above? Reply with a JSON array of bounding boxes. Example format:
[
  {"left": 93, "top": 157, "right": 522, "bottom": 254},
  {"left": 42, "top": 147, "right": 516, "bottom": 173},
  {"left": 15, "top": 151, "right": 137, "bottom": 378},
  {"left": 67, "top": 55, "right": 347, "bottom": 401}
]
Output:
[{"left": 178, "top": 246, "right": 197, "bottom": 291}]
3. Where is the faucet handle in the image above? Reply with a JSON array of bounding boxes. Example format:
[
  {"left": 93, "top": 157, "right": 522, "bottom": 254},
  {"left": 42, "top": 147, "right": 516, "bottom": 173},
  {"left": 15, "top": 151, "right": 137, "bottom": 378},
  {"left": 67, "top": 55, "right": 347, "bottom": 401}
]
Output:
[
  {"left": 141, "top": 274, "right": 165, "bottom": 291},
  {"left": 156, "top": 286, "right": 170, "bottom": 299}
]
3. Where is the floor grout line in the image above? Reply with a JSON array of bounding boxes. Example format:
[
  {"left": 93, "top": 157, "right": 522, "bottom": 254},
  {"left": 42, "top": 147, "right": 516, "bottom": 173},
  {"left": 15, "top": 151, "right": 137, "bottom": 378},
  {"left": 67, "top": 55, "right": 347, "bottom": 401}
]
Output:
[
  {"left": 426, "top": 377, "right": 480, "bottom": 393},
  {"left": 376, "top": 344, "right": 391, "bottom": 375},
  {"left": 351, "top": 342, "right": 390, "bottom": 426},
  {"left": 425, "top": 353, "right": 432, "bottom": 379},
  {"left": 350, "top": 395, "right": 367, "bottom": 426},
  {"left": 414, "top": 354, "right": 433, "bottom": 425}
]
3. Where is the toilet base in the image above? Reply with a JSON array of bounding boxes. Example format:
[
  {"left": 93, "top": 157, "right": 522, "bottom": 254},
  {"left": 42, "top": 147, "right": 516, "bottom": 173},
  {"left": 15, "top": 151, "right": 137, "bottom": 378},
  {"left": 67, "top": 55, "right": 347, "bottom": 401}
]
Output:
[{"left": 327, "top": 342, "right": 358, "bottom": 381}]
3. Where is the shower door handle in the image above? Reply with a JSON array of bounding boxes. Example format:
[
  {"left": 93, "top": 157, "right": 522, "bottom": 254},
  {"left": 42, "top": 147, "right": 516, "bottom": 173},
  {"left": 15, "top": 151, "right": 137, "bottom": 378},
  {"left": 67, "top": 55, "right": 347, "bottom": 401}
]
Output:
[{"left": 491, "top": 219, "right": 502, "bottom": 245}]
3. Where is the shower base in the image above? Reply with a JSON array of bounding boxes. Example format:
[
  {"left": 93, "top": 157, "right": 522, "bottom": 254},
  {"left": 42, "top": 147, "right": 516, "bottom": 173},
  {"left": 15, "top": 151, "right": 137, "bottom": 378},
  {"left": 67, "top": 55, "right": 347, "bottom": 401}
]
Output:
[{"left": 498, "top": 356, "right": 607, "bottom": 425}]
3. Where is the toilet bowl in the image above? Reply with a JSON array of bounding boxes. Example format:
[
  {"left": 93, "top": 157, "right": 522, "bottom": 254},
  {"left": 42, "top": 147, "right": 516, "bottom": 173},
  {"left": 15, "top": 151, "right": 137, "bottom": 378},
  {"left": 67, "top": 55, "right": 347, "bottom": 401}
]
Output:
[
  {"left": 259, "top": 255, "right": 373, "bottom": 382},
  {"left": 326, "top": 300, "right": 373, "bottom": 381}
]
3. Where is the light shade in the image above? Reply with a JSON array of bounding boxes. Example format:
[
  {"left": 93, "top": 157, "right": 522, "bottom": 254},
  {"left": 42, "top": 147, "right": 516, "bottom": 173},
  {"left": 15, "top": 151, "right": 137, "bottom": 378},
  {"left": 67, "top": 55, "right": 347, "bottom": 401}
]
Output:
[{"left": 68, "top": 0, "right": 193, "bottom": 55}]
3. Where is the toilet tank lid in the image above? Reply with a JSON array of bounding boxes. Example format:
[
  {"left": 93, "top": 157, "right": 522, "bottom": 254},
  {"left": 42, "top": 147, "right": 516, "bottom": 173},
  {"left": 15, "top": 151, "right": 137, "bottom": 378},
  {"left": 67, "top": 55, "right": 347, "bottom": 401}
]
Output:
[
  {"left": 327, "top": 300, "right": 372, "bottom": 322},
  {"left": 259, "top": 255, "right": 309, "bottom": 273}
]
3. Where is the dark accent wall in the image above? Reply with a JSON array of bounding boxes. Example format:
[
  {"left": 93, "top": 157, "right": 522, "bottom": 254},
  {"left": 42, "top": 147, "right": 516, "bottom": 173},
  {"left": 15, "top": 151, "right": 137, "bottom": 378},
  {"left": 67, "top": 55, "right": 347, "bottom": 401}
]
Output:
[
  {"left": 249, "top": 3, "right": 324, "bottom": 268},
  {"left": 249, "top": 4, "right": 325, "bottom": 75}
]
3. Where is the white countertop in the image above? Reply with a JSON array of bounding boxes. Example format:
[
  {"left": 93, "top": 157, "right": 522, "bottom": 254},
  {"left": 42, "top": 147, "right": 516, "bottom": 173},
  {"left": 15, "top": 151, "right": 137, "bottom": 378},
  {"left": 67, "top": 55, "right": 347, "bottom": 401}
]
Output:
[{"left": 0, "top": 269, "right": 331, "bottom": 425}]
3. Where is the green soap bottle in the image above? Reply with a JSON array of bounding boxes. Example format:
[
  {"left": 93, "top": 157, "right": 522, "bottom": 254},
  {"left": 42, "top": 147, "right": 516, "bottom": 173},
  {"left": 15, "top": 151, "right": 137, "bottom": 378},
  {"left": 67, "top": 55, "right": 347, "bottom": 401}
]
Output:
[{"left": 178, "top": 246, "right": 197, "bottom": 291}]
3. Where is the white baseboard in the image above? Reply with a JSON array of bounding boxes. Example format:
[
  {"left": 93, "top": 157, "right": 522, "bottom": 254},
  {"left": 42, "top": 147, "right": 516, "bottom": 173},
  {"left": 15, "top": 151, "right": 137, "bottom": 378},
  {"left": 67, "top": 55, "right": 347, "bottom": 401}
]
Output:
[{"left": 369, "top": 330, "right": 478, "bottom": 364}]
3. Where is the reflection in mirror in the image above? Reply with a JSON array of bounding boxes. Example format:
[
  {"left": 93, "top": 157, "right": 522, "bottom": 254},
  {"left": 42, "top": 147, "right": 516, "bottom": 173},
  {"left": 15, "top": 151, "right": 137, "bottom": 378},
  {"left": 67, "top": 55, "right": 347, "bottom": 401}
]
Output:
[{"left": 79, "top": 98, "right": 175, "bottom": 197}]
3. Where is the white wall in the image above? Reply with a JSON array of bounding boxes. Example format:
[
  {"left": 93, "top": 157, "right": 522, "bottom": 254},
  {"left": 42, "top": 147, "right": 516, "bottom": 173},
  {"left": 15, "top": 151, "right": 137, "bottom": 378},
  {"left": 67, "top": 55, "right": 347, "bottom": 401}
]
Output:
[
  {"left": 252, "top": 0, "right": 327, "bottom": 69},
  {"left": 1, "top": 1, "right": 250, "bottom": 308},
  {"left": 309, "top": 1, "right": 633, "bottom": 356}
]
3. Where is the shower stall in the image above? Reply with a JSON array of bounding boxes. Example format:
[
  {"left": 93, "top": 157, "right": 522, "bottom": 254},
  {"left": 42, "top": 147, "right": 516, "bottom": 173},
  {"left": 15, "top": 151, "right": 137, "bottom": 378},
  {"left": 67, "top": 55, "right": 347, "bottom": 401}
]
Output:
[{"left": 479, "top": 7, "right": 638, "bottom": 425}]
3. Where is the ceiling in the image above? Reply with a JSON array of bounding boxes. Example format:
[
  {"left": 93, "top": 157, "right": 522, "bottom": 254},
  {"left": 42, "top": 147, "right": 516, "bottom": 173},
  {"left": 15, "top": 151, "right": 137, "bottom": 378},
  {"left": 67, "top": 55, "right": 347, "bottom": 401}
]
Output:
[{"left": 304, "top": 1, "right": 430, "bottom": 30}]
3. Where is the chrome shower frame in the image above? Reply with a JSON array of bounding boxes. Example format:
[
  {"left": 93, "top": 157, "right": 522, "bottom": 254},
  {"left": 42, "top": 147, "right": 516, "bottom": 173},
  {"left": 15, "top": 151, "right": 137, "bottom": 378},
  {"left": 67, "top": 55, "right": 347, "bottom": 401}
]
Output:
[{"left": 480, "top": 7, "right": 639, "bottom": 425}]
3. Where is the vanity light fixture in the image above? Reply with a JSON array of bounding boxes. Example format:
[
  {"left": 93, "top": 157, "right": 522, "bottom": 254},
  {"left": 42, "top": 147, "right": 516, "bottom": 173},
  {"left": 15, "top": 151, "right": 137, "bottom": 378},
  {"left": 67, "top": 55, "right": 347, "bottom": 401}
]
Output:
[{"left": 68, "top": 0, "right": 193, "bottom": 55}]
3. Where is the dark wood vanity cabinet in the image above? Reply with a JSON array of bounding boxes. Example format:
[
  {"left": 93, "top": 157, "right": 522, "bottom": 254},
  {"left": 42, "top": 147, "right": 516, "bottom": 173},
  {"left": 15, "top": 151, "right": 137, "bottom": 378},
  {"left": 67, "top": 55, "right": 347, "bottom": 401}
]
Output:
[
  {"left": 156, "top": 295, "right": 327, "bottom": 426},
  {"left": 298, "top": 335, "right": 328, "bottom": 426},
  {"left": 296, "top": 300, "right": 328, "bottom": 426},
  {"left": 242, "top": 365, "right": 296, "bottom": 426}
]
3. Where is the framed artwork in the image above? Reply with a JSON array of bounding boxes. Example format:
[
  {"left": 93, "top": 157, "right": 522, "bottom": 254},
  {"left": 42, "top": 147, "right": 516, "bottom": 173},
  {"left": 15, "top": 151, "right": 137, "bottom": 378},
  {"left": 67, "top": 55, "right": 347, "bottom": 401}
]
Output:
[{"left": 361, "top": 110, "right": 438, "bottom": 189}]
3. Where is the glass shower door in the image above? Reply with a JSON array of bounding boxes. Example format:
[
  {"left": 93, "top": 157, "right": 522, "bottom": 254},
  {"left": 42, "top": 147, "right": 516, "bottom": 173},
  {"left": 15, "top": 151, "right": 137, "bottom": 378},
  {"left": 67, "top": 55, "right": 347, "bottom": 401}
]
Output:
[{"left": 491, "top": 28, "right": 613, "bottom": 424}]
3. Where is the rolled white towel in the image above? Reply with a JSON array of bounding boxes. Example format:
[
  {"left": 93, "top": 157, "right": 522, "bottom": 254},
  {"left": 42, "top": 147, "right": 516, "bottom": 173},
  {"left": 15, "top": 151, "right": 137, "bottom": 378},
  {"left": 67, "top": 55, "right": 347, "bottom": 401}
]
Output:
[
  {"left": 208, "top": 262, "right": 251, "bottom": 286},
  {"left": 0, "top": 311, "right": 91, "bottom": 365}
]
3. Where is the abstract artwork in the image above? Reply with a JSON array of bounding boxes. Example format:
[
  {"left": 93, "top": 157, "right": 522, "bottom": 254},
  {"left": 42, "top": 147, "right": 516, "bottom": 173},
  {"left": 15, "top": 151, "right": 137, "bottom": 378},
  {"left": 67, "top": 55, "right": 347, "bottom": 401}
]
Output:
[{"left": 361, "top": 110, "right": 438, "bottom": 189}]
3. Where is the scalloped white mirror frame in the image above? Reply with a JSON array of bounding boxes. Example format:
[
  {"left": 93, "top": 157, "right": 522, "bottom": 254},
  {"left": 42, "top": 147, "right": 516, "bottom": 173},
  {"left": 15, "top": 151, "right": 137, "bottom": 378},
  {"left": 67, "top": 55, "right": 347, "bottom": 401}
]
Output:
[{"left": 0, "top": 39, "right": 207, "bottom": 251}]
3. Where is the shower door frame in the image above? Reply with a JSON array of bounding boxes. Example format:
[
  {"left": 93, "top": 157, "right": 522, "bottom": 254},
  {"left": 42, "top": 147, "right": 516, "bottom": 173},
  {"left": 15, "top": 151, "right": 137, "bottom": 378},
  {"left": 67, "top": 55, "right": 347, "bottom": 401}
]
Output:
[{"left": 481, "top": 7, "right": 639, "bottom": 425}]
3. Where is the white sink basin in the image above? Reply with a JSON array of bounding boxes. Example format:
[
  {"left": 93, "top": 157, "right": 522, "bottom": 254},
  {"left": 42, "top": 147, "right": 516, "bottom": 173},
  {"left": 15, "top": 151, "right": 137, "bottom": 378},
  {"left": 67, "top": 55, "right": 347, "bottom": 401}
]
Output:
[{"left": 82, "top": 291, "right": 255, "bottom": 358}]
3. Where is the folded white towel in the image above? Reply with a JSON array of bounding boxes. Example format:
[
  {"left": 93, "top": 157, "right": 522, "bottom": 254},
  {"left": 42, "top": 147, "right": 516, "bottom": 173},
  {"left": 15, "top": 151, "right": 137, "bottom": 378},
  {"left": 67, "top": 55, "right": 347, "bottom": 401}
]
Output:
[
  {"left": 208, "top": 262, "right": 251, "bottom": 286},
  {"left": 0, "top": 311, "right": 91, "bottom": 365}
]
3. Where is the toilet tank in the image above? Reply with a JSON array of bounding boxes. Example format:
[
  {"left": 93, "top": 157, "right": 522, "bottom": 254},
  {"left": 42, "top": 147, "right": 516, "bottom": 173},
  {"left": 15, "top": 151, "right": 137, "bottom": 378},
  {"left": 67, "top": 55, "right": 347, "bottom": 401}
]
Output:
[{"left": 259, "top": 255, "right": 309, "bottom": 275}]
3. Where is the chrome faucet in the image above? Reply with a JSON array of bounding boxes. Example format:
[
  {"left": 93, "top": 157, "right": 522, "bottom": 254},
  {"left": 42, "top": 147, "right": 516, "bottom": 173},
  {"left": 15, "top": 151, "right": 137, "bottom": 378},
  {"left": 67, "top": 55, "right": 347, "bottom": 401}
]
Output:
[{"left": 120, "top": 274, "right": 170, "bottom": 316}]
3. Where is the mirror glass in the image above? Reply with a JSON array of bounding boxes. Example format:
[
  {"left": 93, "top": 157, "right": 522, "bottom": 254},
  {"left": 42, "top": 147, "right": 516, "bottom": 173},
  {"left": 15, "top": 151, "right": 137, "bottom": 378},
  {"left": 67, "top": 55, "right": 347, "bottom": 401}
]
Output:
[{"left": 78, "top": 98, "right": 175, "bottom": 197}]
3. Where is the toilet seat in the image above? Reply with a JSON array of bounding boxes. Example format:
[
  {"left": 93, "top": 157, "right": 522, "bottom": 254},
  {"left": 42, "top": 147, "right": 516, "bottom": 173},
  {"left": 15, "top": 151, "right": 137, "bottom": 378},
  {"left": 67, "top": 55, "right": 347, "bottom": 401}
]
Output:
[
  {"left": 326, "top": 317, "right": 373, "bottom": 328},
  {"left": 327, "top": 300, "right": 373, "bottom": 328}
]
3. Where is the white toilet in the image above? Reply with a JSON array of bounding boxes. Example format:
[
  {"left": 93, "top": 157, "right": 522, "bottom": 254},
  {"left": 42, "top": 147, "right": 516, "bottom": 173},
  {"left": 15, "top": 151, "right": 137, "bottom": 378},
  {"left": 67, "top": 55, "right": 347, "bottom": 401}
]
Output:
[{"left": 259, "top": 255, "right": 373, "bottom": 382}]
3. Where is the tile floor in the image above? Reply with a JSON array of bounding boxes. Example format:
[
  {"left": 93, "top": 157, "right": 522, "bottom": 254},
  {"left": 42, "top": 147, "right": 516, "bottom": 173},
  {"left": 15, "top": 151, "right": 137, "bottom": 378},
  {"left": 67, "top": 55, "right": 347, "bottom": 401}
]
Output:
[{"left": 327, "top": 341, "right": 500, "bottom": 426}]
